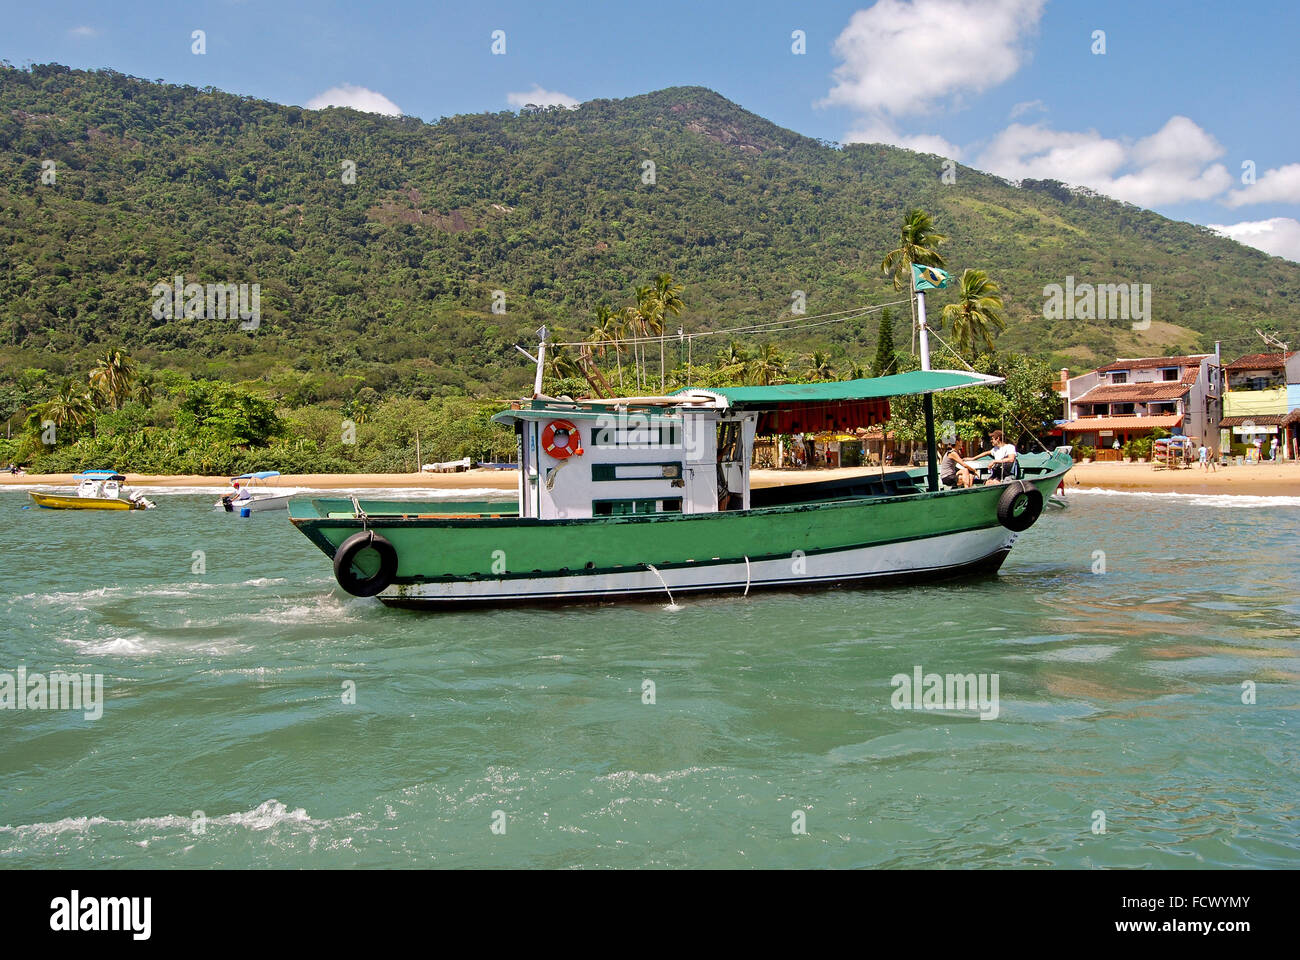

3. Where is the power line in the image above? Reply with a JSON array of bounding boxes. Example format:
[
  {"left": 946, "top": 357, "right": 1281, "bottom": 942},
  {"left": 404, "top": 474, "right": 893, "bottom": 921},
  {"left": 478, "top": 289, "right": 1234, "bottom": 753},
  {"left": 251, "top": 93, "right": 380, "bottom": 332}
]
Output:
[{"left": 548, "top": 299, "right": 910, "bottom": 348}]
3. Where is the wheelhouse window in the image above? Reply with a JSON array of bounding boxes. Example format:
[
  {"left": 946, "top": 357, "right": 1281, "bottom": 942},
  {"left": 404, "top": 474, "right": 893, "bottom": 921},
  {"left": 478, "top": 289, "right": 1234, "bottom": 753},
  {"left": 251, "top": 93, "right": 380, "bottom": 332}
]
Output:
[
  {"left": 590, "top": 421, "right": 682, "bottom": 447},
  {"left": 591, "top": 462, "right": 683, "bottom": 482},
  {"left": 592, "top": 498, "right": 683, "bottom": 516}
]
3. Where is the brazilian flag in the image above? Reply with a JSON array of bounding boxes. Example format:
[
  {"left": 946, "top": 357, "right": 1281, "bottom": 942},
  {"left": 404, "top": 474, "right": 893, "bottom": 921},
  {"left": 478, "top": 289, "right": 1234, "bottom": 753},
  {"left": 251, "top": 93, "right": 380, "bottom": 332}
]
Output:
[{"left": 912, "top": 264, "right": 950, "bottom": 291}]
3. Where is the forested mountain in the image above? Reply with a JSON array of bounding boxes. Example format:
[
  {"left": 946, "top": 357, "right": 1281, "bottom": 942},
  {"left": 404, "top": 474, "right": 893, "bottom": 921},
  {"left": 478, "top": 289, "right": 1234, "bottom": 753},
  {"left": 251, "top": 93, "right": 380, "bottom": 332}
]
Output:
[{"left": 2, "top": 62, "right": 1297, "bottom": 404}]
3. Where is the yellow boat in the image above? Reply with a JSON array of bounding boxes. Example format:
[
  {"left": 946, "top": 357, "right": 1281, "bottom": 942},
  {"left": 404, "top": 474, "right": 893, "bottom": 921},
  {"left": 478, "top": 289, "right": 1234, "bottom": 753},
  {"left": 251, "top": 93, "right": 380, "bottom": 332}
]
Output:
[
  {"left": 29, "top": 470, "right": 156, "bottom": 510},
  {"left": 29, "top": 491, "right": 134, "bottom": 510}
]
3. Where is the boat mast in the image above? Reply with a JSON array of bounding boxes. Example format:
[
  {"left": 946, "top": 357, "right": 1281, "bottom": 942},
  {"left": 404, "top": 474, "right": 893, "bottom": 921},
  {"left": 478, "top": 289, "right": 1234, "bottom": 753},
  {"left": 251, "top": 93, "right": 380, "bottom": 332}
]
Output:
[
  {"left": 916, "top": 288, "right": 939, "bottom": 493},
  {"left": 534, "top": 326, "right": 547, "bottom": 398},
  {"left": 514, "top": 326, "right": 549, "bottom": 399}
]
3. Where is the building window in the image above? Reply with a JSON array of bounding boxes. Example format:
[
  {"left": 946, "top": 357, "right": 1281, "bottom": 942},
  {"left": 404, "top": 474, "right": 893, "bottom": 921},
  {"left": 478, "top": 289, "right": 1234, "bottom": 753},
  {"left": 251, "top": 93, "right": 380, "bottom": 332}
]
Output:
[
  {"left": 1110, "top": 371, "right": 1128, "bottom": 384},
  {"left": 1161, "top": 368, "right": 1179, "bottom": 381}
]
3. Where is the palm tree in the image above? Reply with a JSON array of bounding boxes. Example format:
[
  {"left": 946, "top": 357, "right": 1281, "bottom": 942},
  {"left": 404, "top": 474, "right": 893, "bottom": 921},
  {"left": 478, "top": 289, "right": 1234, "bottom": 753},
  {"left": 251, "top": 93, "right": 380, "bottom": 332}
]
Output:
[
  {"left": 804, "top": 350, "right": 835, "bottom": 381},
  {"left": 718, "top": 340, "right": 749, "bottom": 367},
  {"left": 881, "top": 209, "right": 948, "bottom": 290},
  {"left": 747, "top": 343, "right": 786, "bottom": 386},
  {"left": 589, "top": 304, "right": 623, "bottom": 387},
  {"left": 35, "top": 378, "right": 97, "bottom": 442},
  {"left": 711, "top": 340, "right": 750, "bottom": 385},
  {"left": 939, "top": 268, "right": 1008, "bottom": 358},
  {"left": 631, "top": 285, "right": 664, "bottom": 391},
  {"left": 881, "top": 209, "right": 948, "bottom": 354},
  {"left": 653, "top": 273, "right": 684, "bottom": 391},
  {"left": 546, "top": 344, "right": 582, "bottom": 382},
  {"left": 89, "top": 348, "right": 137, "bottom": 410},
  {"left": 133, "top": 368, "right": 157, "bottom": 407}
]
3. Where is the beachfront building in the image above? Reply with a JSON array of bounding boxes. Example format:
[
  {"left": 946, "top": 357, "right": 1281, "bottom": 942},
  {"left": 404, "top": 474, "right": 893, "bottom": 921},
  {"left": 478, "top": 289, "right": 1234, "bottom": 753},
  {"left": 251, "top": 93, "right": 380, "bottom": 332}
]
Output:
[
  {"left": 1218, "top": 351, "right": 1300, "bottom": 460},
  {"left": 1061, "top": 354, "right": 1219, "bottom": 458}
]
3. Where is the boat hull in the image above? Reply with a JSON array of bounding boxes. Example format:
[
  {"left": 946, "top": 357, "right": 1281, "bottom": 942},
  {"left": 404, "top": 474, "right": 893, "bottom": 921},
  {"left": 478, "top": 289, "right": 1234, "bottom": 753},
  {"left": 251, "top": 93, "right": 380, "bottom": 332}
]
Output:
[
  {"left": 215, "top": 493, "right": 293, "bottom": 513},
  {"left": 290, "top": 454, "right": 1070, "bottom": 609},
  {"left": 30, "top": 492, "right": 133, "bottom": 510},
  {"left": 378, "top": 525, "right": 1016, "bottom": 608}
]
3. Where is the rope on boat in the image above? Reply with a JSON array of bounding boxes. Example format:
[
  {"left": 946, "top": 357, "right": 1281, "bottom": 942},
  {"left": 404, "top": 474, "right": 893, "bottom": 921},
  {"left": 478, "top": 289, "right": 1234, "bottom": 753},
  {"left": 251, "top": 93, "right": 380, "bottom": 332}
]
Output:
[
  {"left": 743, "top": 556, "right": 751, "bottom": 597},
  {"left": 923, "top": 325, "right": 1054, "bottom": 455},
  {"left": 351, "top": 496, "right": 369, "bottom": 530}
]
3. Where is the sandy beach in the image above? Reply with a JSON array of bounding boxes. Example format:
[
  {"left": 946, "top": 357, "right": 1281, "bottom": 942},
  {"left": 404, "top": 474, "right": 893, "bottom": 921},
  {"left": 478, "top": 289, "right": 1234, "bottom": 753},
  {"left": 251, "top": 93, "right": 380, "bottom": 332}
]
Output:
[
  {"left": 3, "top": 461, "right": 1297, "bottom": 495},
  {"left": 1064, "top": 460, "right": 1299, "bottom": 496}
]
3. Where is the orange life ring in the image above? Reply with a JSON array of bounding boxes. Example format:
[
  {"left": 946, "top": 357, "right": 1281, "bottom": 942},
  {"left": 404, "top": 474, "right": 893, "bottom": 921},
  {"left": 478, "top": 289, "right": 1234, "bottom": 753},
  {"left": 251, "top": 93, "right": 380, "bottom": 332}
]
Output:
[{"left": 541, "top": 419, "right": 583, "bottom": 459}]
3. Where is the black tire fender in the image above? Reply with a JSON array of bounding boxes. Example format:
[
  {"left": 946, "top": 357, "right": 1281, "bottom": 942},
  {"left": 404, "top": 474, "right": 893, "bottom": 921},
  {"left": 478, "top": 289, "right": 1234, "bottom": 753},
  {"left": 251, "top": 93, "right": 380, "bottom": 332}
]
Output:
[
  {"left": 996, "top": 480, "right": 1044, "bottom": 532},
  {"left": 333, "top": 531, "right": 399, "bottom": 597}
]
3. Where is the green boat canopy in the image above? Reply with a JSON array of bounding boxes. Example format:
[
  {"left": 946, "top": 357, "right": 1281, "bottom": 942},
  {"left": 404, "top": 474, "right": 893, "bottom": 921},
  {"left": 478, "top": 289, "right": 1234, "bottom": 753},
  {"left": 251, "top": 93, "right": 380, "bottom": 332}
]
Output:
[{"left": 693, "top": 369, "right": 1003, "bottom": 407}]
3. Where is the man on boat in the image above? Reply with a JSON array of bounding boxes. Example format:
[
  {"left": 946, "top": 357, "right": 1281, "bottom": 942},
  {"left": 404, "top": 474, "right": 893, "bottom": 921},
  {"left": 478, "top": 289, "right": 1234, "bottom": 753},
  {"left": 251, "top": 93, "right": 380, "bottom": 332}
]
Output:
[{"left": 972, "top": 430, "right": 1017, "bottom": 483}]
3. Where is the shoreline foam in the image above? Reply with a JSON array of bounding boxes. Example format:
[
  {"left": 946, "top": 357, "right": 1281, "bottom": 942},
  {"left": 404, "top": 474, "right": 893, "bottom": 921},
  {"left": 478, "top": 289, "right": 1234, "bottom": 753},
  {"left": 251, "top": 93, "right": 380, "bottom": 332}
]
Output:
[{"left": 3, "top": 461, "right": 1297, "bottom": 497}]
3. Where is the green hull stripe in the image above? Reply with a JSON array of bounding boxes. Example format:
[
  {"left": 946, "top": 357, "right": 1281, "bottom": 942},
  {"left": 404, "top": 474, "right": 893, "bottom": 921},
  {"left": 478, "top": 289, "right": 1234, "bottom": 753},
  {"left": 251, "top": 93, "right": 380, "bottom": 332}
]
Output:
[{"left": 292, "top": 469, "right": 1064, "bottom": 583}]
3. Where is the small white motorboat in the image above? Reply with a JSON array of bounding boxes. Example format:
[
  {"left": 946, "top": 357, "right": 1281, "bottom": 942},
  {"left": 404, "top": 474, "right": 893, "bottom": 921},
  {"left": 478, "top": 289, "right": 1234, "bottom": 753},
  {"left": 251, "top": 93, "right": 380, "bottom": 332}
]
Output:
[
  {"left": 30, "top": 470, "right": 156, "bottom": 510},
  {"left": 215, "top": 471, "right": 295, "bottom": 514}
]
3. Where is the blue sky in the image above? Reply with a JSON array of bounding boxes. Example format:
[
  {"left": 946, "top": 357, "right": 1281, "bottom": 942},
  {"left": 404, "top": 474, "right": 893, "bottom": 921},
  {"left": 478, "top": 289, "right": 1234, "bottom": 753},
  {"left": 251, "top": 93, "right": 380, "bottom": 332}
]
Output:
[{"left": 4, "top": 0, "right": 1299, "bottom": 259}]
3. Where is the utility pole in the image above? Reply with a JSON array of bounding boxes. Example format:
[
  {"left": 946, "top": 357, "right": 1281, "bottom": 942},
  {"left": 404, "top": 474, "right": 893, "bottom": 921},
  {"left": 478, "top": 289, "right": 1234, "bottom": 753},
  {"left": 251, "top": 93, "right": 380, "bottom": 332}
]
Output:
[{"left": 1255, "top": 328, "right": 1290, "bottom": 354}]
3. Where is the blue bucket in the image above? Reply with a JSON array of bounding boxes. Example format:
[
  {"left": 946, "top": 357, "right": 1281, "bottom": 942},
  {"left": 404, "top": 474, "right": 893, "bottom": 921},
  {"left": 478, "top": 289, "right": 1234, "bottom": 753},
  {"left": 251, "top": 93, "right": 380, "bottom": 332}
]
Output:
[{"left": 239, "top": 507, "right": 251, "bottom": 518}]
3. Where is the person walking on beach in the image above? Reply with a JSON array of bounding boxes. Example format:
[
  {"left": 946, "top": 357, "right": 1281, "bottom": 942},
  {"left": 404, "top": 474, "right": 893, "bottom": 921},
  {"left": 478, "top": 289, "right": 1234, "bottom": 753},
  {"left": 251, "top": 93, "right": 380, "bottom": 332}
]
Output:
[
  {"left": 1198, "top": 444, "right": 1208, "bottom": 470},
  {"left": 1269, "top": 437, "right": 1279, "bottom": 461}
]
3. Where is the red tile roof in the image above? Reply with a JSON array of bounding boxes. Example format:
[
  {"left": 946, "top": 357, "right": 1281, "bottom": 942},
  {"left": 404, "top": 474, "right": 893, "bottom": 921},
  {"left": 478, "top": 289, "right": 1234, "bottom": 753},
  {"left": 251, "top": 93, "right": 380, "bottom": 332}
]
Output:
[
  {"left": 1219, "top": 415, "right": 1286, "bottom": 427},
  {"left": 1224, "top": 351, "right": 1294, "bottom": 371},
  {"left": 1062, "top": 415, "right": 1183, "bottom": 432},
  {"left": 1095, "top": 355, "right": 1211, "bottom": 373},
  {"left": 1074, "top": 382, "right": 1191, "bottom": 403}
]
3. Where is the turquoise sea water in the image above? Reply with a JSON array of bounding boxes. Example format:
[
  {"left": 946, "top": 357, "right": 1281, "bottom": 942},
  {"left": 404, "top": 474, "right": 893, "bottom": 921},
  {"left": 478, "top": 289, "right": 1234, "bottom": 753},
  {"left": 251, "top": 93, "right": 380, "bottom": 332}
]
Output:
[{"left": 1, "top": 486, "right": 1297, "bottom": 869}]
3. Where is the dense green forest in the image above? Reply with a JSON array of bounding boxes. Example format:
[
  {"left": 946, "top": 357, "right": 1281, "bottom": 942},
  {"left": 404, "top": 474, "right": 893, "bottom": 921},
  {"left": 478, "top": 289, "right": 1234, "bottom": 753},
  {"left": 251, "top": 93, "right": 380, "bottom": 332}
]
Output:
[{"left": 1, "top": 64, "right": 1297, "bottom": 471}]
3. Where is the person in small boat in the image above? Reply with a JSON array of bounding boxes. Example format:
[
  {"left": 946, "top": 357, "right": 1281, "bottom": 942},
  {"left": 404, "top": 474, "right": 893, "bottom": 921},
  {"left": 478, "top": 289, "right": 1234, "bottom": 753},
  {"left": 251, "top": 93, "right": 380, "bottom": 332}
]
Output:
[
  {"left": 938, "top": 443, "right": 975, "bottom": 489},
  {"left": 232, "top": 480, "right": 252, "bottom": 501},
  {"left": 972, "top": 430, "right": 1017, "bottom": 483}
]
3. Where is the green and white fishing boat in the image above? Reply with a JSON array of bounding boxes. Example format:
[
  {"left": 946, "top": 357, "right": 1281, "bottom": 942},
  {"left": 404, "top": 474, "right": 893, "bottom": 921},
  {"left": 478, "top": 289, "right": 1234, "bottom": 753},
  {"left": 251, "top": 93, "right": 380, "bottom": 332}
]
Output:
[{"left": 290, "top": 366, "right": 1071, "bottom": 609}]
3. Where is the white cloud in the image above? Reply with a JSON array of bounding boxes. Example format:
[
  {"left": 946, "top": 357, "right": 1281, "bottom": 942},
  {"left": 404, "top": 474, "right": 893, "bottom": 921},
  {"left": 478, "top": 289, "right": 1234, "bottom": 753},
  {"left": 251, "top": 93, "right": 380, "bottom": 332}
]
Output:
[
  {"left": 980, "top": 123, "right": 1125, "bottom": 185},
  {"left": 825, "top": 1, "right": 1043, "bottom": 167},
  {"left": 506, "top": 85, "right": 580, "bottom": 110},
  {"left": 1009, "top": 99, "right": 1045, "bottom": 120},
  {"left": 844, "top": 118, "right": 961, "bottom": 159},
  {"left": 1207, "top": 217, "right": 1300, "bottom": 263},
  {"left": 977, "top": 115, "right": 1233, "bottom": 207},
  {"left": 824, "top": 0, "right": 1046, "bottom": 116},
  {"left": 68, "top": 26, "right": 98, "bottom": 38},
  {"left": 305, "top": 84, "right": 401, "bottom": 116},
  {"left": 1224, "top": 162, "right": 1300, "bottom": 207}
]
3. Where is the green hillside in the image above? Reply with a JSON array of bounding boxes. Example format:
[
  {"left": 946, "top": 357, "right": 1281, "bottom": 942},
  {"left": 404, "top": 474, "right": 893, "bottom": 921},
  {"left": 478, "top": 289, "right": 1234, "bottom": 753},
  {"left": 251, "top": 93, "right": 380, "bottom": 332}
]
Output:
[{"left": 2, "top": 62, "right": 1298, "bottom": 406}]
